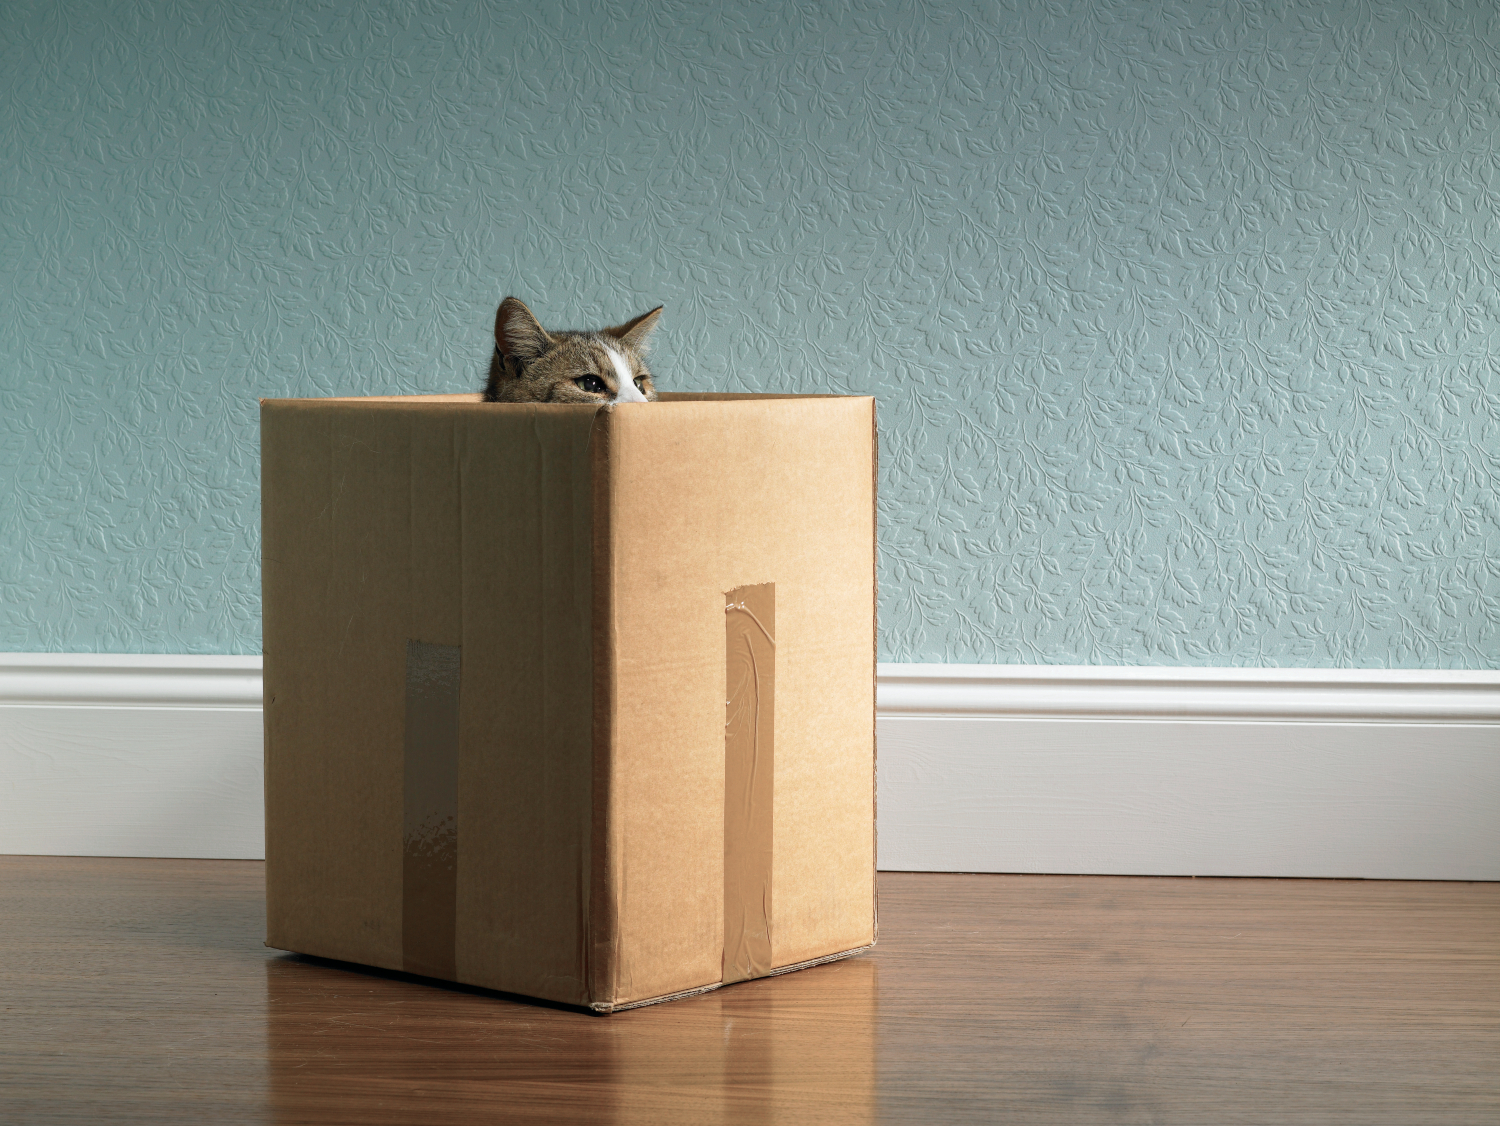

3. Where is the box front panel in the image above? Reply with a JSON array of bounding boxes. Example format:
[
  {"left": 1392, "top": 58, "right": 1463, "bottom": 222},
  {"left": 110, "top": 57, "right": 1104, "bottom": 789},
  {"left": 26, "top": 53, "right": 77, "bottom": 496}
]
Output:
[
  {"left": 264, "top": 403, "right": 448, "bottom": 970},
  {"left": 263, "top": 401, "right": 599, "bottom": 1006},
  {"left": 606, "top": 397, "right": 877, "bottom": 1005}
]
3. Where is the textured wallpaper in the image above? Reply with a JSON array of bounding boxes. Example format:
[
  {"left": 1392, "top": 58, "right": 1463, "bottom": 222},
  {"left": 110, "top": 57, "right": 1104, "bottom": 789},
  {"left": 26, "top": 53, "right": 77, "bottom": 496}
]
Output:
[{"left": 1, "top": 0, "right": 1498, "bottom": 665}]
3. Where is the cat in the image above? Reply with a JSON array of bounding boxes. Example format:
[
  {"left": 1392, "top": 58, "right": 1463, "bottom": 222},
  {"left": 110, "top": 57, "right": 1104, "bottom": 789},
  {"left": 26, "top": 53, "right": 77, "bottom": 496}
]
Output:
[{"left": 483, "top": 296, "right": 663, "bottom": 404}]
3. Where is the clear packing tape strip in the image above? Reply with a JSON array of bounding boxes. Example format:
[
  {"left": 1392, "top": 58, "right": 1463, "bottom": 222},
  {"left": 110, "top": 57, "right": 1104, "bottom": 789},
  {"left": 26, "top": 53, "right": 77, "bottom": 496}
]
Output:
[{"left": 724, "top": 583, "right": 775, "bottom": 984}]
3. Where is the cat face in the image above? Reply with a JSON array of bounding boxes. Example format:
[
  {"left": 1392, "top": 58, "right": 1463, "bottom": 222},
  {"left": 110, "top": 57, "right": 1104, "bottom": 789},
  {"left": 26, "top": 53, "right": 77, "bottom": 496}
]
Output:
[{"left": 483, "top": 296, "right": 662, "bottom": 404}]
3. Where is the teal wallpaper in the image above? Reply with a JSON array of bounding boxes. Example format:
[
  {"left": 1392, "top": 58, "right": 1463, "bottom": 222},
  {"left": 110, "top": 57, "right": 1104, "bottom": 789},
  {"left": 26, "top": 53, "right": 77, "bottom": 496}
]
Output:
[{"left": 2, "top": 0, "right": 1498, "bottom": 665}]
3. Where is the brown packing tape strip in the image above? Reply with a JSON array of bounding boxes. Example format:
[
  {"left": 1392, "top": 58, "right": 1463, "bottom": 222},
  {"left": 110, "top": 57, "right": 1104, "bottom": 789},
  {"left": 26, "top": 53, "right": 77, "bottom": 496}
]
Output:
[
  {"left": 723, "top": 583, "right": 775, "bottom": 984},
  {"left": 403, "top": 639, "right": 461, "bottom": 979}
]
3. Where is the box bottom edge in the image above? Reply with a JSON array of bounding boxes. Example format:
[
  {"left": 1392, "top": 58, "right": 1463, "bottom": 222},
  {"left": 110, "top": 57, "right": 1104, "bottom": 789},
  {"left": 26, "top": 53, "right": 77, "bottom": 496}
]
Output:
[{"left": 597, "top": 942, "right": 876, "bottom": 1014}]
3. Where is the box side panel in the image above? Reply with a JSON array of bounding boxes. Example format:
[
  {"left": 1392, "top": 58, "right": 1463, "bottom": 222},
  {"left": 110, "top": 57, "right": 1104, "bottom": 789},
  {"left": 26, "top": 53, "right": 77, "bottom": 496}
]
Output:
[
  {"left": 454, "top": 406, "right": 598, "bottom": 1007},
  {"left": 607, "top": 398, "right": 877, "bottom": 1005}
]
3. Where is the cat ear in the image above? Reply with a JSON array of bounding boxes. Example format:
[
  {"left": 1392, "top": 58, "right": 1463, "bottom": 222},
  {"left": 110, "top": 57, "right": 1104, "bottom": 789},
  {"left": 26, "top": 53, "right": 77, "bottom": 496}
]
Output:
[
  {"left": 495, "top": 296, "right": 553, "bottom": 362},
  {"left": 604, "top": 305, "right": 664, "bottom": 353}
]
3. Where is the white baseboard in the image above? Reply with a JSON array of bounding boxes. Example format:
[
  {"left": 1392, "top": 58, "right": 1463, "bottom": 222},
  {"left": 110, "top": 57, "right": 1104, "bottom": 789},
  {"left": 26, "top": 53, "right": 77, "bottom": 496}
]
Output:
[
  {"left": 0, "top": 655, "right": 265, "bottom": 860},
  {"left": 877, "top": 664, "right": 1500, "bottom": 880},
  {"left": 3, "top": 656, "right": 1497, "bottom": 877}
]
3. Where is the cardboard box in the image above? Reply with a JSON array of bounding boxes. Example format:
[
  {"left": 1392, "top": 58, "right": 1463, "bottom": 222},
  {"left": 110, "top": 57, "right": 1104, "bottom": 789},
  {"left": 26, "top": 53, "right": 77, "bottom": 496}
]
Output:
[{"left": 261, "top": 393, "right": 877, "bottom": 1011}]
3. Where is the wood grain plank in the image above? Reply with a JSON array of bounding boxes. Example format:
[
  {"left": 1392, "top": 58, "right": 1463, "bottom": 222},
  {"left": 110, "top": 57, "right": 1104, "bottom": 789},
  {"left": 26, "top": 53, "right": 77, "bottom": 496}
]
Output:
[{"left": 0, "top": 858, "right": 1495, "bottom": 1124}]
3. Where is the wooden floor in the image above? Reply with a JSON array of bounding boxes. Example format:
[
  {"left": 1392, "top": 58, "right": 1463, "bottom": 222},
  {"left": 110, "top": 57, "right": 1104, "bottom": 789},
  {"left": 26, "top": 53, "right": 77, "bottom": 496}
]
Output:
[{"left": 1, "top": 859, "right": 1496, "bottom": 1124}]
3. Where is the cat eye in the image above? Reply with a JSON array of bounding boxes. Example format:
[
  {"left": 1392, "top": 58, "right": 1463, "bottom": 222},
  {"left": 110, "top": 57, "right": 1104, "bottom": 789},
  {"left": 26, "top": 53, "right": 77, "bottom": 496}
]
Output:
[{"left": 575, "top": 374, "right": 608, "bottom": 394}]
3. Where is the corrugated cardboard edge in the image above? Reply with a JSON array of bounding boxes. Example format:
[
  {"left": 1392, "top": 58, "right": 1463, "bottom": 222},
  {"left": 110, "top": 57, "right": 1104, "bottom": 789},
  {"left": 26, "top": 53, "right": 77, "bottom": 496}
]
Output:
[
  {"left": 588, "top": 942, "right": 876, "bottom": 1014},
  {"left": 870, "top": 398, "right": 880, "bottom": 948},
  {"left": 587, "top": 405, "right": 619, "bottom": 1007},
  {"left": 259, "top": 397, "right": 275, "bottom": 955}
]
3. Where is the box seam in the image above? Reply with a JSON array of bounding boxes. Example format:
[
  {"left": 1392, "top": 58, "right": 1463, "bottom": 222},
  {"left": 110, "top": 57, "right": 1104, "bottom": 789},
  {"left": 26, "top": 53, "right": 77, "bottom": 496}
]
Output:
[{"left": 587, "top": 405, "right": 620, "bottom": 1007}]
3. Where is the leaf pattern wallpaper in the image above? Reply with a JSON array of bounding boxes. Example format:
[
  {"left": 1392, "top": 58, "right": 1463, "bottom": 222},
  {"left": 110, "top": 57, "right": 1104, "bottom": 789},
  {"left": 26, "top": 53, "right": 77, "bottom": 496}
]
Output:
[{"left": 1, "top": 0, "right": 1497, "bottom": 665}]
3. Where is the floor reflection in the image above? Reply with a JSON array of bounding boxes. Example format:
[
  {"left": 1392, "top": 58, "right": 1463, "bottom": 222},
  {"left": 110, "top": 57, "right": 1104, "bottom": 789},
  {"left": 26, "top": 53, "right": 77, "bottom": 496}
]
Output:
[{"left": 267, "top": 952, "right": 877, "bottom": 1125}]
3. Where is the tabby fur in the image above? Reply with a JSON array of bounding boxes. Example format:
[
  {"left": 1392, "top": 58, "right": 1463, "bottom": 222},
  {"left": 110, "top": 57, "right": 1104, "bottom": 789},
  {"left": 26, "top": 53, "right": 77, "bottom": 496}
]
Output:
[{"left": 482, "top": 296, "right": 662, "bottom": 404}]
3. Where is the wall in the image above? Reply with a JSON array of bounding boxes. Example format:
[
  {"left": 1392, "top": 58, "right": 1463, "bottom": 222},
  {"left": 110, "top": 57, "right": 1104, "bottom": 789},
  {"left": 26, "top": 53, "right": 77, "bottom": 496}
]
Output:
[{"left": 2, "top": 0, "right": 1497, "bottom": 665}]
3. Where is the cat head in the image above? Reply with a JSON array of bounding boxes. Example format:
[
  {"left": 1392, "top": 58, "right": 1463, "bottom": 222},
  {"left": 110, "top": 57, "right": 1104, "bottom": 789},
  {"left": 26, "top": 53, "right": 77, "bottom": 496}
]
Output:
[{"left": 483, "top": 296, "right": 663, "bottom": 404}]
